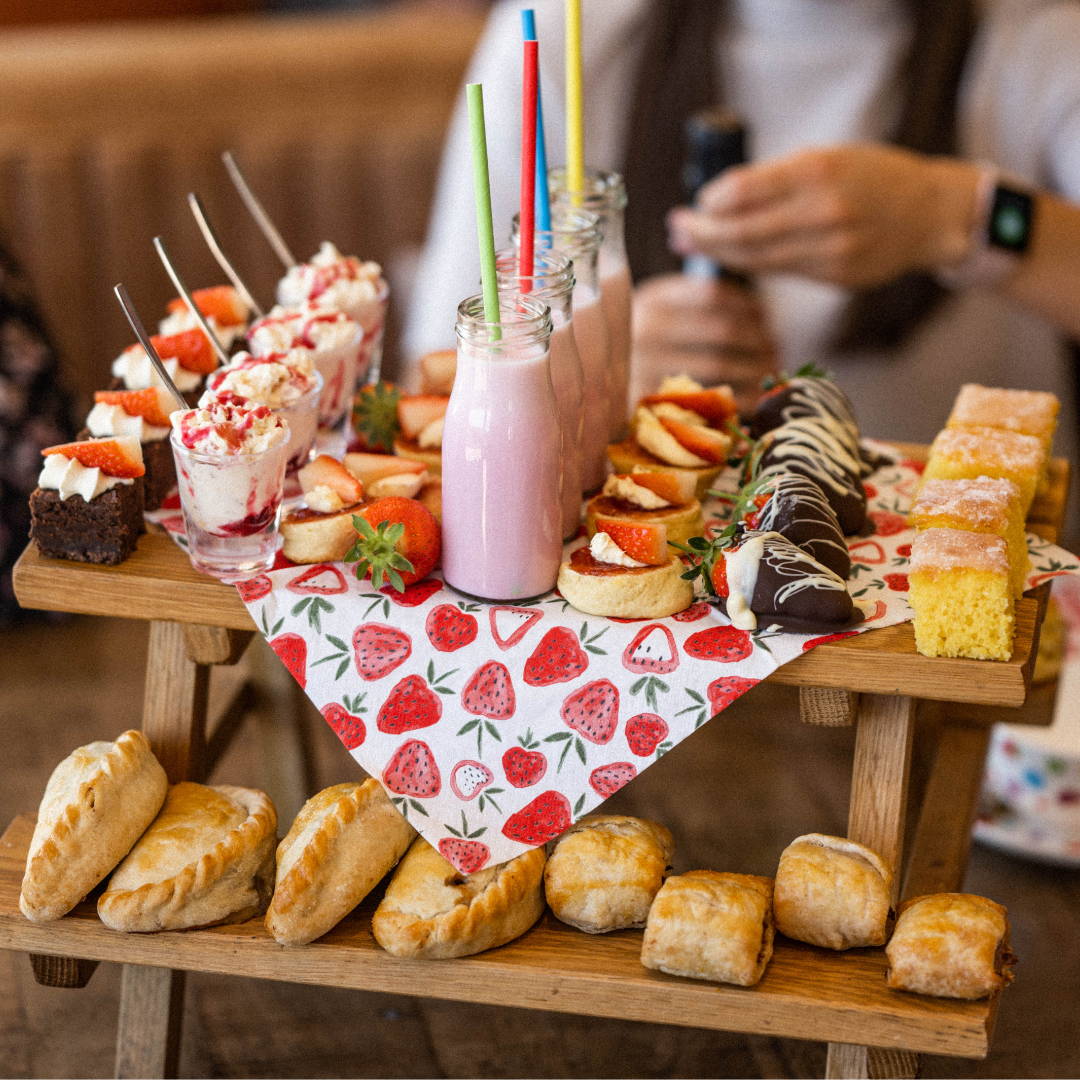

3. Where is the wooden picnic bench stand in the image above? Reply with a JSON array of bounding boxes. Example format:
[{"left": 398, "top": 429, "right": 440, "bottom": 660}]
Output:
[{"left": 6, "top": 445, "right": 1071, "bottom": 1080}]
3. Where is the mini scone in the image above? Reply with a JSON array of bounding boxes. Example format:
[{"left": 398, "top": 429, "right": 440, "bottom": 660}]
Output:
[
  {"left": 20, "top": 730, "right": 167, "bottom": 923},
  {"left": 557, "top": 518, "right": 692, "bottom": 619},
  {"left": 97, "top": 782, "right": 277, "bottom": 932},
  {"left": 886, "top": 893, "right": 1015, "bottom": 999},
  {"left": 773, "top": 833, "right": 892, "bottom": 949},
  {"left": 641, "top": 871, "right": 775, "bottom": 987},
  {"left": 393, "top": 394, "right": 448, "bottom": 476},
  {"left": 585, "top": 471, "right": 703, "bottom": 547},
  {"left": 280, "top": 455, "right": 366, "bottom": 564},
  {"left": 372, "top": 838, "right": 546, "bottom": 959},
  {"left": 545, "top": 814, "right": 674, "bottom": 934},
  {"left": 266, "top": 781, "right": 415, "bottom": 946}
]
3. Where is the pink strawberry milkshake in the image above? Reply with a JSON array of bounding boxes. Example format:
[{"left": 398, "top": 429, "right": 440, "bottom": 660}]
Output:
[{"left": 441, "top": 294, "right": 562, "bottom": 601}]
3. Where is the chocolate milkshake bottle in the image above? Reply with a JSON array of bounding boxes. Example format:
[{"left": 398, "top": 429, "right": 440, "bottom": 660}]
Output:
[
  {"left": 512, "top": 207, "right": 611, "bottom": 493},
  {"left": 496, "top": 248, "right": 584, "bottom": 540},
  {"left": 550, "top": 168, "right": 631, "bottom": 442}
]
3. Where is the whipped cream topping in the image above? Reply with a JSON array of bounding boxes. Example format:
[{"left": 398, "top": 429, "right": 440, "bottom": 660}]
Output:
[
  {"left": 276, "top": 242, "right": 386, "bottom": 317},
  {"left": 112, "top": 349, "right": 202, "bottom": 394},
  {"left": 305, "top": 484, "right": 346, "bottom": 513},
  {"left": 85, "top": 402, "right": 170, "bottom": 442},
  {"left": 417, "top": 416, "right": 444, "bottom": 449},
  {"left": 724, "top": 535, "right": 768, "bottom": 631},
  {"left": 248, "top": 304, "right": 362, "bottom": 357},
  {"left": 602, "top": 474, "right": 670, "bottom": 509},
  {"left": 38, "top": 453, "right": 132, "bottom": 501},
  {"left": 158, "top": 309, "right": 244, "bottom": 350},
  {"left": 589, "top": 531, "right": 646, "bottom": 568},
  {"left": 174, "top": 400, "right": 287, "bottom": 456},
  {"left": 202, "top": 351, "right": 317, "bottom": 410}
]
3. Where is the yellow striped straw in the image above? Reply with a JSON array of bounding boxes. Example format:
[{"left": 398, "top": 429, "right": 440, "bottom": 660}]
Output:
[{"left": 565, "top": 0, "right": 584, "bottom": 206}]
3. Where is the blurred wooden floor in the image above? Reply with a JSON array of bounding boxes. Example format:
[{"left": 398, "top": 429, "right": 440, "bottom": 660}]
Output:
[{"left": 1, "top": 616, "right": 1077, "bottom": 1079}]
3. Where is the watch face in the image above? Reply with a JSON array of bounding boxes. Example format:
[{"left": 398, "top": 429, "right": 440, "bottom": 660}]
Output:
[{"left": 988, "top": 185, "right": 1034, "bottom": 254}]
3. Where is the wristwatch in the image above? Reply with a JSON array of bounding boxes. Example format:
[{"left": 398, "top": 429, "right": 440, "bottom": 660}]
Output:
[{"left": 937, "top": 167, "right": 1036, "bottom": 289}]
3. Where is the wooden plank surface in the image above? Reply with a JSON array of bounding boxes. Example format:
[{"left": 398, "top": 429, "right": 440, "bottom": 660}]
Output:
[{"left": 0, "top": 815, "right": 994, "bottom": 1059}]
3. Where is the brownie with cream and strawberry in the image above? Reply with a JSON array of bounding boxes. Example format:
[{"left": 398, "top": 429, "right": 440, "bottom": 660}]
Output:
[
  {"left": 110, "top": 328, "right": 218, "bottom": 406},
  {"left": 585, "top": 469, "right": 703, "bottom": 546},
  {"left": 81, "top": 387, "right": 177, "bottom": 510},
  {"left": 30, "top": 436, "right": 146, "bottom": 565},
  {"left": 159, "top": 285, "right": 251, "bottom": 353},
  {"left": 558, "top": 517, "right": 692, "bottom": 619}
]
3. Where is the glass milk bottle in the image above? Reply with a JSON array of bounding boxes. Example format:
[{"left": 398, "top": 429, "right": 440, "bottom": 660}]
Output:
[
  {"left": 441, "top": 293, "right": 562, "bottom": 602},
  {"left": 496, "top": 249, "right": 583, "bottom": 540},
  {"left": 550, "top": 168, "right": 632, "bottom": 441},
  {"left": 512, "top": 208, "right": 611, "bottom": 493}
]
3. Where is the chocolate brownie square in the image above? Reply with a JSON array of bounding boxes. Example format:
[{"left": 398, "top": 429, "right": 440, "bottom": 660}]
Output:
[{"left": 30, "top": 481, "right": 145, "bottom": 565}]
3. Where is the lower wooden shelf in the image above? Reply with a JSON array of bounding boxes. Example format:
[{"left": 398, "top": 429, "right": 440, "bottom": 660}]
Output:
[{"left": 0, "top": 815, "right": 995, "bottom": 1058}]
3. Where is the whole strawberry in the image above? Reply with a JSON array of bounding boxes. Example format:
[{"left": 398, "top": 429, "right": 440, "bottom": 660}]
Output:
[
  {"left": 523, "top": 627, "right": 588, "bottom": 686},
  {"left": 345, "top": 496, "right": 440, "bottom": 591},
  {"left": 561, "top": 679, "right": 619, "bottom": 744},
  {"left": 377, "top": 674, "right": 442, "bottom": 734},
  {"left": 382, "top": 739, "right": 441, "bottom": 797},
  {"left": 353, "top": 623, "right": 412, "bottom": 680},
  {"left": 438, "top": 837, "right": 490, "bottom": 874},
  {"left": 502, "top": 791, "right": 571, "bottom": 845},
  {"left": 684, "top": 625, "right": 753, "bottom": 663},
  {"left": 426, "top": 604, "right": 478, "bottom": 652},
  {"left": 462, "top": 661, "right": 516, "bottom": 719}
]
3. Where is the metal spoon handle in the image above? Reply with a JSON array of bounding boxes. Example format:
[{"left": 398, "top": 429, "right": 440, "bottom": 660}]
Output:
[
  {"left": 222, "top": 150, "right": 297, "bottom": 270},
  {"left": 152, "top": 235, "right": 229, "bottom": 367},
  {"left": 112, "top": 283, "right": 189, "bottom": 414},
  {"left": 187, "top": 192, "right": 265, "bottom": 320}
]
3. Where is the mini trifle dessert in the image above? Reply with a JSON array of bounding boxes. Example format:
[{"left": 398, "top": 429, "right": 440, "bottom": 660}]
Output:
[
  {"left": 170, "top": 400, "right": 290, "bottom": 580},
  {"left": 110, "top": 328, "right": 217, "bottom": 407},
  {"left": 30, "top": 437, "right": 145, "bottom": 565},
  {"left": 83, "top": 388, "right": 177, "bottom": 510},
  {"left": 247, "top": 302, "right": 363, "bottom": 454},
  {"left": 159, "top": 285, "right": 251, "bottom": 354},
  {"left": 275, "top": 242, "right": 388, "bottom": 383},
  {"left": 585, "top": 470, "right": 703, "bottom": 546},
  {"left": 200, "top": 351, "right": 322, "bottom": 477}
]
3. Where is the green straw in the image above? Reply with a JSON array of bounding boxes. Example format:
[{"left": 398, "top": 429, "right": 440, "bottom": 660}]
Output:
[{"left": 466, "top": 83, "right": 501, "bottom": 339}]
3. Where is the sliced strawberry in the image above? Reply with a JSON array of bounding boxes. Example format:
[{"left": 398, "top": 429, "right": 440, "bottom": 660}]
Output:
[
  {"left": 641, "top": 386, "right": 736, "bottom": 426},
  {"left": 149, "top": 328, "right": 218, "bottom": 374},
  {"left": 629, "top": 469, "right": 696, "bottom": 505},
  {"left": 93, "top": 387, "right": 174, "bottom": 428},
  {"left": 42, "top": 436, "right": 145, "bottom": 478},
  {"left": 298, "top": 455, "right": 364, "bottom": 504},
  {"left": 594, "top": 516, "right": 668, "bottom": 566},
  {"left": 657, "top": 417, "right": 731, "bottom": 463},
  {"left": 166, "top": 285, "right": 247, "bottom": 327},
  {"left": 343, "top": 452, "right": 426, "bottom": 486},
  {"left": 349, "top": 496, "right": 440, "bottom": 590},
  {"left": 367, "top": 471, "right": 426, "bottom": 499},
  {"left": 397, "top": 395, "right": 449, "bottom": 440}
]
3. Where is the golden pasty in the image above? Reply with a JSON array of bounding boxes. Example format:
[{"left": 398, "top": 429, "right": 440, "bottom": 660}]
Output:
[
  {"left": 20, "top": 729, "right": 167, "bottom": 923},
  {"left": 372, "top": 838, "right": 545, "bottom": 959},
  {"left": 641, "top": 871, "right": 774, "bottom": 987},
  {"left": 545, "top": 814, "right": 674, "bottom": 933},
  {"left": 886, "top": 892, "right": 1016, "bottom": 999},
  {"left": 266, "top": 781, "right": 415, "bottom": 946},
  {"left": 97, "top": 781, "right": 277, "bottom": 932},
  {"left": 773, "top": 832, "right": 892, "bottom": 950}
]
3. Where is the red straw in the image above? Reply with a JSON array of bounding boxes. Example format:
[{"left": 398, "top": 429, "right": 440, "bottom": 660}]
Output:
[{"left": 519, "top": 39, "right": 538, "bottom": 286}]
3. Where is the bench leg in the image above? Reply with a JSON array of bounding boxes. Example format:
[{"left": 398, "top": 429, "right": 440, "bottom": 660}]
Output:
[
  {"left": 115, "top": 966, "right": 186, "bottom": 1079},
  {"left": 826, "top": 1045, "right": 920, "bottom": 1078}
]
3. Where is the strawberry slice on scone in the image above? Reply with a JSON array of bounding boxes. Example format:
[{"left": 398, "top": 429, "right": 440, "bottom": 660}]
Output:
[{"left": 593, "top": 517, "right": 669, "bottom": 566}]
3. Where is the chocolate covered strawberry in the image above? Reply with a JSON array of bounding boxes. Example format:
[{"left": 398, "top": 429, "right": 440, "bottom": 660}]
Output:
[
  {"left": 561, "top": 679, "right": 619, "bottom": 744},
  {"left": 622, "top": 623, "right": 679, "bottom": 674},
  {"left": 462, "top": 661, "right": 516, "bottom": 719},
  {"left": 502, "top": 791, "right": 571, "bottom": 845},
  {"left": 352, "top": 623, "right": 411, "bottom": 680},
  {"left": 625, "top": 713, "right": 669, "bottom": 757},
  {"left": 524, "top": 627, "right": 588, "bottom": 686},
  {"left": 270, "top": 633, "right": 307, "bottom": 687},
  {"left": 438, "top": 837, "right": 490, "bottom": 874},
  {"left": 502, "top": 731, "right": 547, "bottom": 788},
  {"left": 589, "top": 762, "right": 637, "bottom": 798},
  {"left": 707, "top": 675, "right": 760, "bottom": 713},
  {"left": 382, "top": 739, "right": 441, "bottom": 797},
  {"left": 376, "top": 673, "right": 441, "bottom": 734},
  {"left": 322, "top": 702, "right": 366, "bottom": 750},
  {"left": 684, "top": 625, "right": 753, "bottom": 663},
  {"left": 426, "top": 604, "right": 478, "bottom": 652}
]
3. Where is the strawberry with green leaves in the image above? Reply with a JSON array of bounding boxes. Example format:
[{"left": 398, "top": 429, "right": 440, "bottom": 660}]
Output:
[
  {"left": 345, "top": 496, "right": 440, "bottom": 592},
  {"left": 351, "top": 380, "right": 401, "bottom": 452}
]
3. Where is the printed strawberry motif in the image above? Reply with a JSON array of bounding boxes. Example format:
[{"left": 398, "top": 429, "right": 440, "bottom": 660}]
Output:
[
  {"left": 884, "top": 572, "right": 909, "bottom": 592},
  {"left": 489, "top": 606, "right": 544, "bottom": 649},
  {"left": 502, "top": 790, "right": 571, "bottom": 845},
  {"left": 377, "top": 674, "right": 442, "bottom": 734},
  {"left": 672, "top": 601, "right": 711, "bottom": 622},
  {"left": 848, "top": 540, "right": 886, "bottom": 566},
  {"left": 707, "top": 675, "right": 760, "bottom": 713},
  {"left": 622, "top": 623, "right": 679, "bottom": 674},
  {"left": 322, "top": 702, "right": 366, "bottom": 749},
  {"left": 426, "top": 604, "right": 478, "bottom": 652},
  {"left": 502, "top": 731, "right": 547, "bottom": 788},
  {"left": 589, "top": 762, "right": 637, "bottom": 798},
  {"left": 524, "top": 627, "right": 588, "bottom": 686},
  {"left": 382, "top": 739, "right": 441, "bottom": 796},
  {"left": 896, "top": 543, "right": 912, "bottom": 558},
  {"left": 684, "top": 625, "right": 753, "bottom": 663},
  {"left": 900, "top": 459, "right": 926, "bottom": 475},
  {"left": 462, "top": 661, "right": 516, "bottom": 719},
  {"left": 449, "top": 759, "right": 494, "bottom": 801},
  {"left": 270, "top": 633, "right": 307, "bottom": 687},
  {"left": 863, "top": 482, "right": 878, "bottom": 499},
  {"left": 438, "top": 837, "right": 490, "bottom": 874},
  {"left": 868, "top": 510, "right": 907, "bottom": 537},
  {"left": 382, "top": 579, "right": 442, "bottom": 606},
  {"left": 287, "top": 564, "right": 348, "bottom": 595},
  {"left": 625, "top": 713, "right": 669, "bottom": 757},
  {"left": 235, "top": 575, "right": 271, "bottom": 602},
  {"left": 352, "top": 623, "right": 411, "bottom": 680},
  {"left": 801, "top": 631, "right": 859, "bottom": 652},
  {"left": 561, "top": 679, "right": 619, "bottom": 744}
]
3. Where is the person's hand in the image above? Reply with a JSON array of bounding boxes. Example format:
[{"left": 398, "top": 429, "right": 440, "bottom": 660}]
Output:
[
  {"left": 631, "top": 273, "right": 778, "bottom": 413},
  {"left": 667, "top": 145, "right": 979, "bottom": 289}
]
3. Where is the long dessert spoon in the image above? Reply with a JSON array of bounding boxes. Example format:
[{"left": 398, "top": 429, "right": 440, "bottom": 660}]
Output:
[
  {"left": 112, "top": 283, "right": 189, "bottom": 413},
  {"left": 221, "top": 150, "right": 297, "bottom": 270},
  {"left": 187, "top": 191, "right": 265, "bottom": 320},
  {"left": 152, "top": 235, "right": 230, "bottom": 367}
]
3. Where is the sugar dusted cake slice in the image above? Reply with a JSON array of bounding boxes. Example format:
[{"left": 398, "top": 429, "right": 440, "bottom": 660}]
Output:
[
  {"left": 909, "top": 528, "right": 1014, "bottom": 661},
  {"left": 922, "top": 426, "right": 1043, "bottom": 515},
  {"left": 909, "top": 477, "right": 1028, "bottom": 597}
]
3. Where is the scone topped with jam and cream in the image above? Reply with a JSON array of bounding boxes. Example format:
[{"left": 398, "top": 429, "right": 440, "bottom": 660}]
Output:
[{"left": 585, "top": 469, "right": 703, "bottom": 546}]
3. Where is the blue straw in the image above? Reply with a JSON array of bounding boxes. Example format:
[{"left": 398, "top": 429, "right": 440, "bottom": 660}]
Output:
[{"left": 522, "top": 9, "right": 552, "bottom": 232}]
